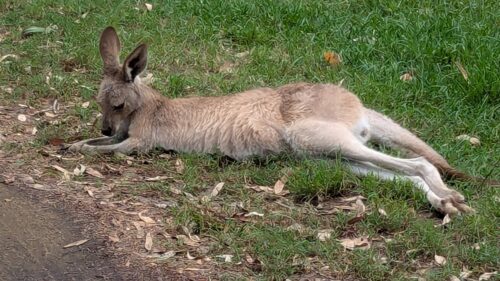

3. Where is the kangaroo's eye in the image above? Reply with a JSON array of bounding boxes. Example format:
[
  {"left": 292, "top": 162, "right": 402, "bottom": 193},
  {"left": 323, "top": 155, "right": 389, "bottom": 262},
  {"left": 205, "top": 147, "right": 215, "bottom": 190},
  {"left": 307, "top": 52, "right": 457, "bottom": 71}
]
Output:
[{"left": 112, "top": 103, "right": 124, "bottom": 111}]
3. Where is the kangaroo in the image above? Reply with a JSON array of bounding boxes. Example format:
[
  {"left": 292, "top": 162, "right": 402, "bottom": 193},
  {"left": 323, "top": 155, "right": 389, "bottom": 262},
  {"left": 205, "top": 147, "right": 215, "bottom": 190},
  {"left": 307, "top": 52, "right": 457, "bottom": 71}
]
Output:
[{"left": 69, "top": 26, "right": 484, "bottom": 215}]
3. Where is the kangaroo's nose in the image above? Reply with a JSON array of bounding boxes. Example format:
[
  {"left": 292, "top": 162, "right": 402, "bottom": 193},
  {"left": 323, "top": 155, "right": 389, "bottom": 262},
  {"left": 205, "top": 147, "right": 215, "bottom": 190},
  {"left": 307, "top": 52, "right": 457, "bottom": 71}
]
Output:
[{"left": 101, "top": 128, "right": 112, "bottom": 136}]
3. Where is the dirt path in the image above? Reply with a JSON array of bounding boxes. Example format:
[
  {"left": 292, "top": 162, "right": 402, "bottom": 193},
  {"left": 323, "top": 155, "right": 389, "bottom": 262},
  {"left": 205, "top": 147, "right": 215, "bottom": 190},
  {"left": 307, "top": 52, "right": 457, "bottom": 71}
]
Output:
[
  {"left": 0, "top": 183, "right": 125, "bottom": 281},
  {"left": 0, "top": 183, "right": 190, "bottom": 281}
]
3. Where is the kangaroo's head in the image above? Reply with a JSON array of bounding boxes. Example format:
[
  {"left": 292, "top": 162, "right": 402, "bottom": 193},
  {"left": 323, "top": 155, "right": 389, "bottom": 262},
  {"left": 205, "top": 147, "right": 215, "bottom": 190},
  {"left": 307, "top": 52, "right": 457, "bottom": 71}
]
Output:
[{"left": 97, "top": 26, "right": 148, "bottom": 137}]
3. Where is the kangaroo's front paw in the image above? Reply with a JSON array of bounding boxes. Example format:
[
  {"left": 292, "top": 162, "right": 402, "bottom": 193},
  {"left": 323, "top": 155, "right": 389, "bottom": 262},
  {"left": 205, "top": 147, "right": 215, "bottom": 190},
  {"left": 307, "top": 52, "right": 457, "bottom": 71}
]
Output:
[
  {"left": 79, "top": 143, "right": 99, "bottom": 153},
  {"left": 65, "top": 140, "right": 90, "bottom": 152}
]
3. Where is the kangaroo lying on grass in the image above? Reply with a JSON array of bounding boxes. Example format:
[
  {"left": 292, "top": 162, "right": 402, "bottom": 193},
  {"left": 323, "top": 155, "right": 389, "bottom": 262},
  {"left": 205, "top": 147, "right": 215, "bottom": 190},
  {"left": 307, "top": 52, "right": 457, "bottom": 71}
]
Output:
[{"left": 69, "top": 26, "right": 488, "bottom": 215}]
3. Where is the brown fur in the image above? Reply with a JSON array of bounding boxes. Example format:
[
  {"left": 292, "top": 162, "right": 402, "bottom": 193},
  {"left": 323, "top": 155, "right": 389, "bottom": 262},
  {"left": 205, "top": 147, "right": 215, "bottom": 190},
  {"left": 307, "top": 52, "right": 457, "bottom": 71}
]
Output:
[{"left": 68, "top": 27, "right": 498, "bottom": 215}]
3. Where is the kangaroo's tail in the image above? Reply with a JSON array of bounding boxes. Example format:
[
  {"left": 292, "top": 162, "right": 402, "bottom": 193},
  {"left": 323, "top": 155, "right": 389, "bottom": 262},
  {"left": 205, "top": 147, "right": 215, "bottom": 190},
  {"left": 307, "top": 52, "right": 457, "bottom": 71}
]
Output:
[{"left": 365, "top": 108, "right": 498, "bottom": 186}]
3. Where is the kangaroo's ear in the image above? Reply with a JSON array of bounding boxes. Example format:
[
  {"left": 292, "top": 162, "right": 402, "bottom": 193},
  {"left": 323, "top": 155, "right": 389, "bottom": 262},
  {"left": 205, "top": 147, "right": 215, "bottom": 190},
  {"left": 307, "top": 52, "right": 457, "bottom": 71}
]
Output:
[
  {"left": 122, "top": 44, "right": 148, "bottom": 82},
  {"left": 99, "top": 27, "right": 121, "bottom": 74}
]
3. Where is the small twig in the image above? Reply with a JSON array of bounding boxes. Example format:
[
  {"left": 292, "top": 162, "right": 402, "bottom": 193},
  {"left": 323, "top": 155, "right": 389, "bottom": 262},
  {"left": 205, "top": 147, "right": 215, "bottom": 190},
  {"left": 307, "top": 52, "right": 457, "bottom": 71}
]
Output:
[
  {"left": 312, "top": 269, "right": 340, "bottom": 281},
  {"left": 274, "top": 200, "right": 294, "bottom": 210},
  {"left": 30, "top": 105, "right": 70, "bottom": 116}
]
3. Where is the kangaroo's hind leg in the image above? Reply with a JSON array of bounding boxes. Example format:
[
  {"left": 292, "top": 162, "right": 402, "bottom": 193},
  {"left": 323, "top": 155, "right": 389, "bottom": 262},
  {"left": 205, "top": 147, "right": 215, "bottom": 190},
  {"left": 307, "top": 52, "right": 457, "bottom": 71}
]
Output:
[
  {"left": 285, "top": 119, "right": 473, "bottom": 214},
  {"left": 346, "top": 161, "right": 470, "bottom": 213},
  {"left": 366, "top": 109, "right": 466, "bottom": 202}
]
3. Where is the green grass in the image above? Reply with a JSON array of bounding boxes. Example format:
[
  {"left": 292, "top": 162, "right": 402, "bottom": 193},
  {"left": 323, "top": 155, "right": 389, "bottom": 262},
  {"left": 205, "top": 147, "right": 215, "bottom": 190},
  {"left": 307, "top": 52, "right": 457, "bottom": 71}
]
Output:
[{"left": 1, "top": 0, "right": 499, "bottom": 280}]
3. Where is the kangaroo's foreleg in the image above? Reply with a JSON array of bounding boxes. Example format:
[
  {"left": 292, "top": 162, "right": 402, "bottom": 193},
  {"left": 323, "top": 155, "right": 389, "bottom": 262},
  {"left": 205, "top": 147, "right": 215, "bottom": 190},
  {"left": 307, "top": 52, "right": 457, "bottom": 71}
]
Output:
[
  {"left": 68, "top": 137, "right": 141, "bottom": 154},
  {"left": 67, "top": 136, "right": 116, "bottom": 151}
]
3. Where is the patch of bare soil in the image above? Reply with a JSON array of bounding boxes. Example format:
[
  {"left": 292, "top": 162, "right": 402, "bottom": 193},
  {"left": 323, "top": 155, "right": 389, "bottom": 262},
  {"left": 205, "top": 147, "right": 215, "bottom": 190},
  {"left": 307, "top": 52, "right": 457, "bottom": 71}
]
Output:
[
  {"left": 0, "top": 183, "right": 119, "bottom": 280},
  {"left": 0, "top": 183, "right": 186, "bottom": 281}
]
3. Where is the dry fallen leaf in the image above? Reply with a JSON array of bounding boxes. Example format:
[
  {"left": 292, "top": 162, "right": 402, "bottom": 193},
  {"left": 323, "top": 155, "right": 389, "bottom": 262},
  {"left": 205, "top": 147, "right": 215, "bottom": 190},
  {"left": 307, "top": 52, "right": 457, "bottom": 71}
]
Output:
[
  {"left": 145, "top": 175, "right": 171, "bottom": 182},
  {"left": 273, "top": 179, "right": 285, "bottom": 195},
  {"left": 400, "top": 72, "right": 413, "bottom": 81},
  {"left": 341, "top": 195, "right": 366, "bottom": 202},
  {"left": 169, "top": 187, "right": 182, "bottom": 195},
  {"left": 244, "top": 211, "right": 264, "bottom": 217},
  {"left": 148, "top": 250, "right": 176, "bottom": 261},
  {"left": 138, "top": 211, "right": 156, "bottom": 225},
  {"left": 17, "top": 114, "right": 27, "bottom": 122},
  {"left": 84, "top": 187, "right": 94, "bottom": 197},
  {"left": 108, "top": 234, "right": 120, "bottom": 243},
  {"left": 454, "top": 61, "right": 469, "bottom": 81},
  {"left": 177, "top": 268, "right": 205, "bottom": 273},
  {"left": 211, "top": 182, "right": 224, "bottom": 197},
  {"left": 145, "top": 3, "right": 153, "bottom": 11},
  {"left": 86, "top": 167, "right": 104, "bottom": 179},
  {"left": 434, "top": 254, "right": 447, "bottom": 266},
  {"left": 479, "top": 272, "right": 497, "bottom": 281},
  {"left": 32, "top": 183, "right": 50, "bottom": 191},
  {"left": 19, "top": 174, "right": 34, "bottom": 185},
  {"left": 339, "top": 236, "right": 370, "bottom": 250},
  {"left": 0, "top": 54, "right": 19, "bottom": 63},
  {"left": 186, "top": 252, "right": 196, "bottom": 260},
  {"left": 355, "top": 198, "right": 366, "bottom": 215},
  {"left": 323, "top": 51, "right": 342, "bottom": 66},
  {"left": 1, "top": 86, "right": 13, "bottom": 94},
  {"left": 175, "top": 159, "right": 185, "bottom": 173},
  {"left": 176, "top": 234, "right": 201, "bottom": 247},
  {"left": 219, "top": 61, "right": 235, "bottom": 73},
  {"left": 435, "top": 214, "right": 451, "bottom": 227},
  {"left": 132, "top": 221, "right": 145, "bottom": 238},
  {"left": 52, "top": 165, "right": 71, "bottom": 180},
  {"left": 456, "top": 134, "right": 480, "bottom": 146},
  {"left": 442, "top": 214, "right": 451, "bottom": 224},
  {"left": 81, "top": 101, "right": 90, "bottom": 108},
  {"left": 245, "top": 254, "right": 255, "bottom": 264},
  {"left": 63, "top": 239, "right": 89, "bottom": 248},
  {"left": 52, "top": 99, "right": 59, "bottom": 113},
  {"left": 378, "top": 208, "right": 387, "bottom": 216},
  {"left": 287, "top": 223, "right": 306, "bottom": 233},
  {"left": 469, "top": 137, "right": 480, "bottom": 146},
  {"left": 44, "top": 112, "right": 56, "bottom": 118},
  {"left": 48, "top": 137, "right": 64, "bottom": 146},
  {"left": 347, "top": 215, "right": 365, "bottom": 225},
  {"left": 337, "top": 78, "right": 345, "bottom": 86},
  {"left": 216, "top": 254, "right": 233, "bottom": 263},
  {"left": 235, "top": 50, "right": 250, "bottom": 58},
  {"left": 144, "top": 232, "right": 153, "bottom": 251},
  {"left": 460, "top": 267, "right": 472, "bottom": 279},
  {"left": 449, "top": 276, "right": 460, "bottom": 281},
  {"left": 245, "top": 185, "right": 274, "bottom": 193},
  {"left": 22, "top": 25, "right": 57, "bottom": 38},
  {"left": 317, "top": 229, "right": 332, "bottom": 242},
  {"left": 73, "top": 164, "right": 86, "bottom": 176}
]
